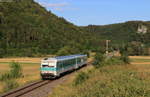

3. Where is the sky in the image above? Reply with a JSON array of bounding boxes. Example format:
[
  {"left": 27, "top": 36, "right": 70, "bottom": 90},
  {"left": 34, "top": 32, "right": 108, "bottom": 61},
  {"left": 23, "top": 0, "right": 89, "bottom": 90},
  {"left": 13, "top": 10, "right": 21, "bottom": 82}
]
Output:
[{"left": 34, "top": 0, "right": 150, "bottom": 26}]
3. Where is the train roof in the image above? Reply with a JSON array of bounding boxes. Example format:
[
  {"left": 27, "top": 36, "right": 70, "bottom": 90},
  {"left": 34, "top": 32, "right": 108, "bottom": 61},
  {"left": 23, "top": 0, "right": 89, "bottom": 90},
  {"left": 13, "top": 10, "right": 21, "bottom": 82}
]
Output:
[{"left": 43, "top": 54, "right": 87, "bottom": 61}]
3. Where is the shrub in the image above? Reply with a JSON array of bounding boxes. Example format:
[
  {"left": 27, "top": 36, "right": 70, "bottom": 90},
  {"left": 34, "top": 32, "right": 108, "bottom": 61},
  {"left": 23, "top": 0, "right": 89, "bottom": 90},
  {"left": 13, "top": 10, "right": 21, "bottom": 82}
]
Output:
[
  {"left": 93, "top": 54, "right": 125, "bottom": 68},
  {"left": 120, "top": 45, "right": 130, "bottom": 64},
  {"left": 120, "top": 54, "right": 130, "bottom": 64},
  {"left": 93, "top": 53, "right": 105, "bottom": 68},
  {"left": 74, "top": 72, "right": 89, "bottom": 86},
  {"left": 0, "top": 62, "right": 23, "bottom": 81},
  {"left": 10, "top": 62, "right": 23, "bottom": 78},
  {"left": 3, "top": 80, "right": 19, "bottom": 92}
]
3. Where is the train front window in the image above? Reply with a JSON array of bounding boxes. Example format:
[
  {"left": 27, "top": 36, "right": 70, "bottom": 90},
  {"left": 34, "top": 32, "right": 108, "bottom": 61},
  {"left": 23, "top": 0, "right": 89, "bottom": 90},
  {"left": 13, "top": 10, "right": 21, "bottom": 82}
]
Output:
[
  {"left": 42, "top": 65, "right": 47, "bottom": 67},
  {"left": 42, "top": 65, "right": 54, "bottom": 68}
]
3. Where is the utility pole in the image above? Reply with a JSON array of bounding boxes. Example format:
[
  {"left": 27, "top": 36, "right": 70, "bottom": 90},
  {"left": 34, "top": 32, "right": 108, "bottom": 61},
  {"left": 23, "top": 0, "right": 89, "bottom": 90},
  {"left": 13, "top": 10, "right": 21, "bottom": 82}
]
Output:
[{"left": 106, "top": 40, "right": 110, "bottom": 54}]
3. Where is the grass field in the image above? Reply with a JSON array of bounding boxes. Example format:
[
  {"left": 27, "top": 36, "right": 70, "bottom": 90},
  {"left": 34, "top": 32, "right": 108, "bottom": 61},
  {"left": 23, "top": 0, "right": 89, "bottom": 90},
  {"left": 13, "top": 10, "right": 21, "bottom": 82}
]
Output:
[
  {"left": 49, "top": 56, "right": 150, "bottom": 97},
  {"left": 0, "top": 56, "right": 150, "bottom": 95},
  {"left": 130, "top": 56, "right": 150, "bottom": 65},
  {"left": 0, "top": 57, "right": 43, "bottom": 94}
]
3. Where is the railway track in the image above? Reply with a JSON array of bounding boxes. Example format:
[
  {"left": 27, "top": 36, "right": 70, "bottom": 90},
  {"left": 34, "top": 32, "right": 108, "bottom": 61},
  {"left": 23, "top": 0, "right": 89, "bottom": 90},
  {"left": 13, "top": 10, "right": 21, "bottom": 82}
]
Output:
[{"left": 1, "top": 80, "right": 51, "bottom": 97}]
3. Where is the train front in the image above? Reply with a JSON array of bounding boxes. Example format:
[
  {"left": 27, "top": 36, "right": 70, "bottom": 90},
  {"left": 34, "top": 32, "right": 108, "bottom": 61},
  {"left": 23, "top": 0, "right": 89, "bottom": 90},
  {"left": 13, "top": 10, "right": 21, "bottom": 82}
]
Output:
[{"left": 40, "top": 58, "right": 57, "bottom": 79}]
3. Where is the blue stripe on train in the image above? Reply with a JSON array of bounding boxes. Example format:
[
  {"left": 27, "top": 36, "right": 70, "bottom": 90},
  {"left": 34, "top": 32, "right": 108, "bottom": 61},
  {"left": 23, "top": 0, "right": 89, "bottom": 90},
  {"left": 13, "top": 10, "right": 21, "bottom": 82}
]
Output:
[{"left": 41, "top": 67, "right": 57, "bottom": 71}]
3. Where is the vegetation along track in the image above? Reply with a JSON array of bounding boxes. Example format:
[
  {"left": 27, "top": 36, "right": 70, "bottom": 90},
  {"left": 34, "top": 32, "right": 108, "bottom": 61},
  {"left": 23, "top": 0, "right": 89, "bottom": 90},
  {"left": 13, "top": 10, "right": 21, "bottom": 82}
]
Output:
[{"left": 1, "top": 80, "right": 51, "bottom": 97}]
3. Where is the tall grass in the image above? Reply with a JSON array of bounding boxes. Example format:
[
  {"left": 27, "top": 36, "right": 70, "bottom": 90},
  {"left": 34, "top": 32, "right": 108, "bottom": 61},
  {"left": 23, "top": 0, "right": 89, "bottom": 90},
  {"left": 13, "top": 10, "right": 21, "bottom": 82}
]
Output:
[
  {"left": 105, "top": 57, "right": 125, "bottom": 65},
  {"left": 73, "top": 72, "right": 89, "bottom": 86},
  {"left": 50, "top": 55, "right": 149, "bottom": 97},
  {"left": 50, "top": 64, "right": 150, "bottom": 97},
  {"left": 3, "top": 80, "right": 19, "bottom": 92}
]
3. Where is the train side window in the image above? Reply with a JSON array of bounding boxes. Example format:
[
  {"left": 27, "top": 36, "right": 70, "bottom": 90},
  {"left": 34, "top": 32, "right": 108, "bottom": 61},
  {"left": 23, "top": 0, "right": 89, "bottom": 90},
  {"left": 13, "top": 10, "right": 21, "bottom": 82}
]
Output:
[
  {"left": 63, "top": 60, "right": 66, "bottom": 67},
  {"left": 57, "top": 61, "right": 62, "bottom": 68},
  {"left": 69, "top": 59, "right": 71, "bottom": 65},
  {"left": 77, "top": 58, "right": 81, "bottom": 63},
  {"left": 71, "top": 59, "right": 74, "bottom": 64}
]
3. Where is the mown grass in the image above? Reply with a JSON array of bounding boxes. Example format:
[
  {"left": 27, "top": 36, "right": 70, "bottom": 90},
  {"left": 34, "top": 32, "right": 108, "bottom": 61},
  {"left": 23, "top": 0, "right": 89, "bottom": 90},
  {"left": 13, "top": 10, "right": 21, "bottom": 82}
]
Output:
[
  {"left": 50, "top": 58, "right": 150, "bottom": 97},
  {"left": 131, "top": 58, "right": 150, "bottom": 62},
  {"left": 0, "top": 62, "right": 40, "bottom": 65}
]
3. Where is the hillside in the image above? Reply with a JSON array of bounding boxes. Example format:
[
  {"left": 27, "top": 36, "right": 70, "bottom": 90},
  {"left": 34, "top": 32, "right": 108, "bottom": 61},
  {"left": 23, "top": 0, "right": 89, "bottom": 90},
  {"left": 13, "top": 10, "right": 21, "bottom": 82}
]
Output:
[
  {"left": 0, "top": 0, "right": 149, "bottom": 57},
  {"left": 0, "top": 0, "right": 102, "bottom": 57},
  {"left": 82, "top": 21, "right": 150, "bottom": 44},
  {"left": 82, "top": 21, "right": 150, "bottom": 55}
]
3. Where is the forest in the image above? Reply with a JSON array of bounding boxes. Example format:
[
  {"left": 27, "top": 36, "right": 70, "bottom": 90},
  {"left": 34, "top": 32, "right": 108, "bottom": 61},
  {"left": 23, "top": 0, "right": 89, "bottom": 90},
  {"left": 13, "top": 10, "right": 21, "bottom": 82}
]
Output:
[
  {"left": 0, "top": 0, "right": 149, "bottom": 57},
  {"left": 82, "top": 21, "right": 150, "bottom": 55}
]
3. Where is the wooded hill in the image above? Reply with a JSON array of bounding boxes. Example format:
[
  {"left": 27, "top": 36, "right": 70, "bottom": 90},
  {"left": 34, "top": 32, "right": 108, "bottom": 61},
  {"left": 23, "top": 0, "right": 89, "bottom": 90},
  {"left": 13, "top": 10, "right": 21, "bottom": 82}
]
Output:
[
  {"left": 82, "top": 21, "right": 150, "bottom": 55},
  {"left": 0, "top": 0, "right": 149, "bottom": 57},
  {"left": 82, "top": 21, "right": 150, "bottom": 45},
  {"left": 0, "top": 0, "right": 102, "bottom": 57}
]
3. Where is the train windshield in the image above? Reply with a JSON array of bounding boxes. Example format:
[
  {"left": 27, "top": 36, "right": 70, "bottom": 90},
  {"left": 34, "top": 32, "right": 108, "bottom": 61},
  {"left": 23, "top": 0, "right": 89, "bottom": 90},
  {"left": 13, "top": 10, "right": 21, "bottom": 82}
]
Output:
[{"left": 42, "top": 65, "right": 54, "bottom": 68}]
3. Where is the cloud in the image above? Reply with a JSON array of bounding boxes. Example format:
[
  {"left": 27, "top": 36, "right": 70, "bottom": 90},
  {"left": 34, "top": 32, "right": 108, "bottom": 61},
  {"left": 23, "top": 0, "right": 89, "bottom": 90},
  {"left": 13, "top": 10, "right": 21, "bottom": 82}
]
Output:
[
  {"left": 35, "top": 0, "right": 78, "bottom": 12},
  {"left": 36, "top": 1, "right": 69, "bottom": 11},
  {"left": 40, "top": 2, "right": 69, "bottom": 8},
  {"left": 39, "top": 2, "right": 69, "bottom": 9}
]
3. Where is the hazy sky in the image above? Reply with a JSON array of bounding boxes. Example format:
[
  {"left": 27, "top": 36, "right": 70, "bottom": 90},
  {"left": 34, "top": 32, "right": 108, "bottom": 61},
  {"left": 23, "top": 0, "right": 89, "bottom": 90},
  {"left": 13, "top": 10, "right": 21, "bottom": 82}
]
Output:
[{"left": 35, "top": 0, "right": 150, "bottom": 26}]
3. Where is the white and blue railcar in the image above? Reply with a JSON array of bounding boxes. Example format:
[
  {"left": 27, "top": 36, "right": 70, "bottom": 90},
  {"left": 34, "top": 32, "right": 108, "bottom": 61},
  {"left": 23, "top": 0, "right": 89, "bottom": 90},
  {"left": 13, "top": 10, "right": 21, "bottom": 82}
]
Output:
[{"left": 40, "top": 54, "right": 87, "bottom": 79}]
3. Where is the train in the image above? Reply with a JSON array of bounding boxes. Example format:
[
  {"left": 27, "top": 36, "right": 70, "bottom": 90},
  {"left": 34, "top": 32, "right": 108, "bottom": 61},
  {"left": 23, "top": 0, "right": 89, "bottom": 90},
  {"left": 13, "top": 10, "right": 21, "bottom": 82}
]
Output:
[{"left": 40, "top": 54, "right": 87, "bottom": 79}]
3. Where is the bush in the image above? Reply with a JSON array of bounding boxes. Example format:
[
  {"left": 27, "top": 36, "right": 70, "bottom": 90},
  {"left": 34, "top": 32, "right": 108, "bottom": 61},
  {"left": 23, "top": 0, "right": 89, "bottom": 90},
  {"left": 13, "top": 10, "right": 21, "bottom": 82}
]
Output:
[
  {"left": 120, "top": 45, "right": 130, "bottom": 64},
  {"left": 92, "top": 53, "right": 125, "bottom": 68},
  {"left": 0, "top": 62, "right": 23, "bottom": 81},
  {"left": 93, "top": 53, "right": 105, "bottom": 68},
  {"left": 10, "top": 62, "right": 23, "bottom": 78},
  {"left": 120, "top": 54, "right": 130, "bottom": 64},
  {"left": 3, "top": 80, "right": 19, "bottom": 92},
  {"left": 74, "top": 72, "right": 89, "bottom": 86}
]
